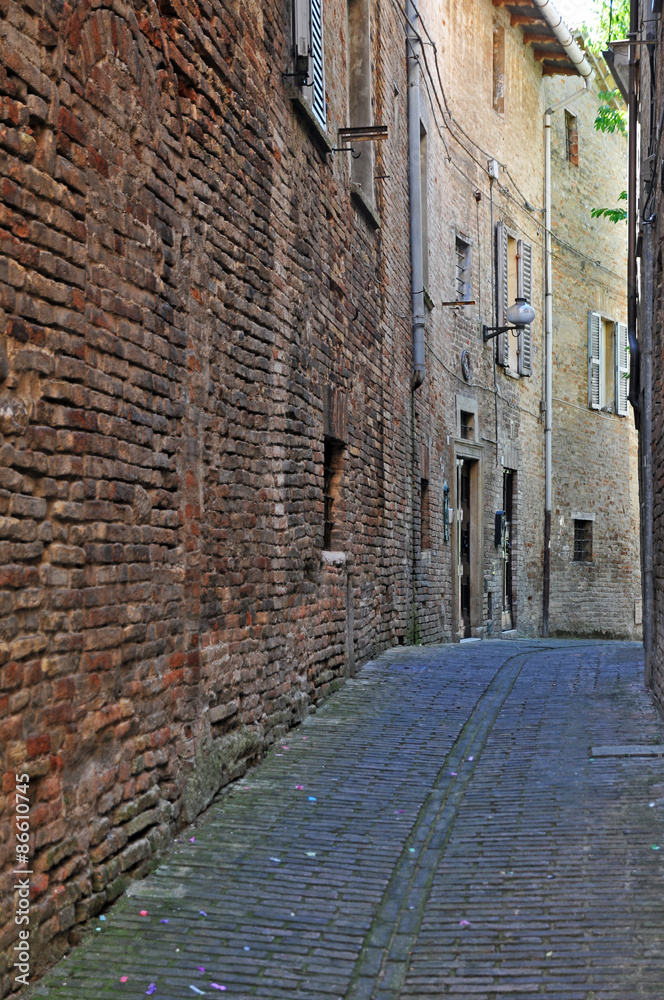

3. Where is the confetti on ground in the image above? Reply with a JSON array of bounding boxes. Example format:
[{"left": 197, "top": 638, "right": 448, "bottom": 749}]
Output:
[
  {"left": 468, "top": 756, "right": 474, "bottom": 761},
  {"left": 296, "top": 785, "right": 304, "bottom": 790},
  {"left": 140, "top": 911, "right": 148, "bottom": 917},
  {"left": 146, "top": 985, "right": 156, "bottom": 996},
  {"left": 189, "top": 987, "right": 206, "bottom": 995},
  {"left": 652, "top": 845, "right": 661, "bottom": 851},
  {"left": 409, "top": 847, "right": 415, "bottom": 852},
  {"left": 459, "top": 920, "right": 471, "bottom": 927},
  {"left": 450, "top": 772, "right": 457, "bottom": 776},
  {"left": 95, "top": 927, "right": 101, "bottom": 932},
  {"left": 308, "top": 796, "right": 317, "bottom": 802},
  {"left": 395, "top": 809, "right": 404, "bottom": 813},
  {"left": 244, "top": 946, "right": 250, "bottom": 951},
  {"left": 546, "top": 951, "right": 553, "bottom": 958},
  {"left": 99, "top": 915, "right": 106, "bottom": 921},
  {"left": 197, "top": 966, "right": 205, "bottom": 972},
  {"left": 306, "top": 851, "right": 316, "bottom": 857},
  {"left": 270, "top": 857, "right": 281, "bottom": 862},
  {"left": 210, "top": 986, "right": 227, "bottom": 992},
  {"left": 160, "top": 919, "right": 169, "bottom": 924},
  {"left": 121, "top": 977, "right": 128, "bottom": 983},
  {"left": 650, "top": 802, "right": 656, "bottom": 807},
  {"left": 190, "top": 837, "right": 196, "bottom": 842},
  {"left": 282, "top": 746, "right": 289, "bottom": 750}
]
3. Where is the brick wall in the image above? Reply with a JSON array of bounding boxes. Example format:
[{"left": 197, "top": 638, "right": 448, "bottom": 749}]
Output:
[
  {"left": 0, "top": 0, "right": 638, "bottom": 990},
  {"left": 544, "top": 72, "right": 640, "bottom": 641},
  {"left": 0, "top": 0, "right": 417, "bottom": 988}
]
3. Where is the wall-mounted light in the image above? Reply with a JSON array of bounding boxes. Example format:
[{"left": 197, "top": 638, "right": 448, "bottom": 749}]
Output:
[{"left": 482, "top": 297, "right": 536, "bottom": 342}]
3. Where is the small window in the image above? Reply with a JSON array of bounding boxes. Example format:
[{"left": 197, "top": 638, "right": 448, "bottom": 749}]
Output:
[
  {"left": 294, "top": 0, "right": 327, "bottom": 128},
  {"left": 456, "top": 236, "right": 471, "bottom": 302},
  {"left": 460, "top": 410, "right": 474, "bottom": 440},
  {"left": 420, "top": 478, "right": 430, "bottom": 551},
  {"left": 323, "top": 438, "right": 345, "bottom": 550},
  {"left": 565, "top": 110, "right": 578, "bottom": 165},
  {"left": 573, "top": 519, "right": 593, "bottom": 562}
]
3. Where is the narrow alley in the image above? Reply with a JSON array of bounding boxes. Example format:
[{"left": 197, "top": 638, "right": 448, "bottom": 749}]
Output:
[{"left": 31, "top": 640, "right": 664, "bottom": 1000}]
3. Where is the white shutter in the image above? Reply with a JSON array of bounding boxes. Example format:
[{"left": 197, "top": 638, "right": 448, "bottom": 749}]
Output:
[
  {"left": 310, "top": 0, "right": 326, "bottom": 128},
  {"left": 293, "top": 0, "right": 311, "bottom": 71},
  {"left": 616, "top": 322, "right": 629, "bottom": 415},
  {"left": 517, "top": 240, "right": 533, "bottom": 377},
  {"left": 496, "top": 222, "right": 509, "bottom": 367},
  {"left": 588, "top": 311, "right": 602, "bottom": 410}
]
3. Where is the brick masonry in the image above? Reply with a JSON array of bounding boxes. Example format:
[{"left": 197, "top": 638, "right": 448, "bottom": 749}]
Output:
[
  {"left": 638, "top": 0, "right": 664, "bottom": 712},
  {"left": 0, "top": 0, "right": 638, "bottom": 992}
]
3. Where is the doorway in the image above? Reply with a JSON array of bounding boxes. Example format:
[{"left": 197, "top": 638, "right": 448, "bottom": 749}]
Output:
[
  {"left": 456, "top": 458, "right": 472, "bottom": 638},
  {"left": 502, "top": 469, "right": 514, "bottom": 631}
]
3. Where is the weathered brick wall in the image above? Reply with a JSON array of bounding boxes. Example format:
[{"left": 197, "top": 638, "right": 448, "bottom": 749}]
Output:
[
  {"left": 544, "top": 71, "right": 640, "bottom": 640},
  {"left": 0, "top": 0, "right": 417, "bottom": 989},
  {"left": 639, "top": 0, "right": 664, "bottom": 706}
]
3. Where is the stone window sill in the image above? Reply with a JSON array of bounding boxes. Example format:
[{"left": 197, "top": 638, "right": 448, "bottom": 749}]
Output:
[
  {"left": 350, "top": 182, "right": 381, "bottom": 230},
  {"left": 322, "top": 550, "right": 347, "bottom": 566},
  {"left": 289, "top": 88, "right": 333, "bottom": 156}
]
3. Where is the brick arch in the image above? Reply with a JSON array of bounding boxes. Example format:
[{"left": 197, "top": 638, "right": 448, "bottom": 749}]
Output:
[{"left": 65, "top": 1, "right": 158, "bottom": 97}]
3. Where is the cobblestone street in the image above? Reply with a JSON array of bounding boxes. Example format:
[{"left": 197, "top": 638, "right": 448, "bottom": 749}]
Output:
[{"left": 31, "top": 640, "right": 664, "bottom": 1000}]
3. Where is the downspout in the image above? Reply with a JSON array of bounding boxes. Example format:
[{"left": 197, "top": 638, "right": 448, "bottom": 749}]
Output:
[
  {"left": 407, "top": 0, "right": 425, "bottom": 389},
  {"left": 642, "top": 220, "right": 654, "bottom": 686},
  {"left": 540, "top": 8, "right": 593, "bottom": 637}
]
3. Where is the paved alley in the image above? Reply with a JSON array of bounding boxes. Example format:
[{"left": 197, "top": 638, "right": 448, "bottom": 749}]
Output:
[{"left": 31, "top": 640, "right": 664, "bottom": 1000}]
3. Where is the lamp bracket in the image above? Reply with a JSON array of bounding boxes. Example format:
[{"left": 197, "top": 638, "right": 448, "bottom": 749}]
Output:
[{"left": 482, "top": 324, "right": 525, "bottom": 343}]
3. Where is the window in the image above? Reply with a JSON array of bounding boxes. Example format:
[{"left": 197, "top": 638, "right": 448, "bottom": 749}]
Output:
[
  {"left": 495, "top": 222, "right": 533, "bottom": 374},
  {"left": 573, "top": 519, "right": 593, "bottom": 562},
  {"left": 323, "top": 437, "right": 345, "bottom": 550},
  {"left": 460, "top": 410, "right": 474, "bottom": 440},
  {"left": 588, "top": 313, "right": 629, "bottom": 415},
  {"left": 294, "top": 0, "right": 326, "bottom": 128},
  {"left": 420, "top": 478, "right": 431, "bottom": 551},
  {"left": 347, "top": 0, "right": 373, "bottom": 194},
  {"left": 565, "top": 110, "right": 579, "bottom": 165},
  {"left": 493, "top": 25, "right": 505, "bottom": 115},
  {"left": 456, "top": 236, "right": 471, "bottom": 302}
]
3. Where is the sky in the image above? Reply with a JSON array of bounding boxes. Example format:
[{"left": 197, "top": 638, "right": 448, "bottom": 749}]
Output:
[{"left": 554, "top": 0, "right": 600, "bottom": 30}]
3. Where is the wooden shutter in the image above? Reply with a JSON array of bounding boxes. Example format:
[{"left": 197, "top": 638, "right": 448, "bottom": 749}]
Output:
[
  {"left": 495, "top": 222, "right": 509, "bottom": 367},
  {"left": 588, "top": 311, "right": 602, "bottom": 410},
  {"left": 616, "top": 321, "right": 629, "bottom": 415},
  {"left": 310, "top": 0, "right": 326, "bottom": 128},
  {"left": 517, "top": 240, "right": 533, "bottom": 376}
]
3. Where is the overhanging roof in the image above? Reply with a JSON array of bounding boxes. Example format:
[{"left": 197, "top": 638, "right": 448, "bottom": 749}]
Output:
[{"left": 492, "top": 0, "right": 583, "bottom": 76}]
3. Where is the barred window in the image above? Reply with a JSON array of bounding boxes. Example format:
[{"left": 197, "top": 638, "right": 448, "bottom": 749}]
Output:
[{"left": 573, "top": 519, "right": 593, "bottom": 562}]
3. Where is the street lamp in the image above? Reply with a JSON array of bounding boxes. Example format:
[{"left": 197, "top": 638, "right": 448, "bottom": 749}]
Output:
[{"left": 482, "top": 297, "right": 536, "bottom": 342}]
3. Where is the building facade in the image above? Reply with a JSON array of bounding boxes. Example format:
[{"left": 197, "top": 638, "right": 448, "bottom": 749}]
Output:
[
  {"left": 0, "top": 0, "right": 636, "bottom": 991},
  {"left": 636, "top": 0, "right": 664, "bottom": 708}
]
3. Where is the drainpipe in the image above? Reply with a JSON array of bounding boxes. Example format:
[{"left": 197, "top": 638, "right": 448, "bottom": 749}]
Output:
[
  {"left": 642, "top": 221, "right": 654, "bottom": 685},
  {"left": 406, "top": 0, "right": 425, "bottom": 389},
  {"left": 540, "top": 13, "right": 593, "bottom": 637}
]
